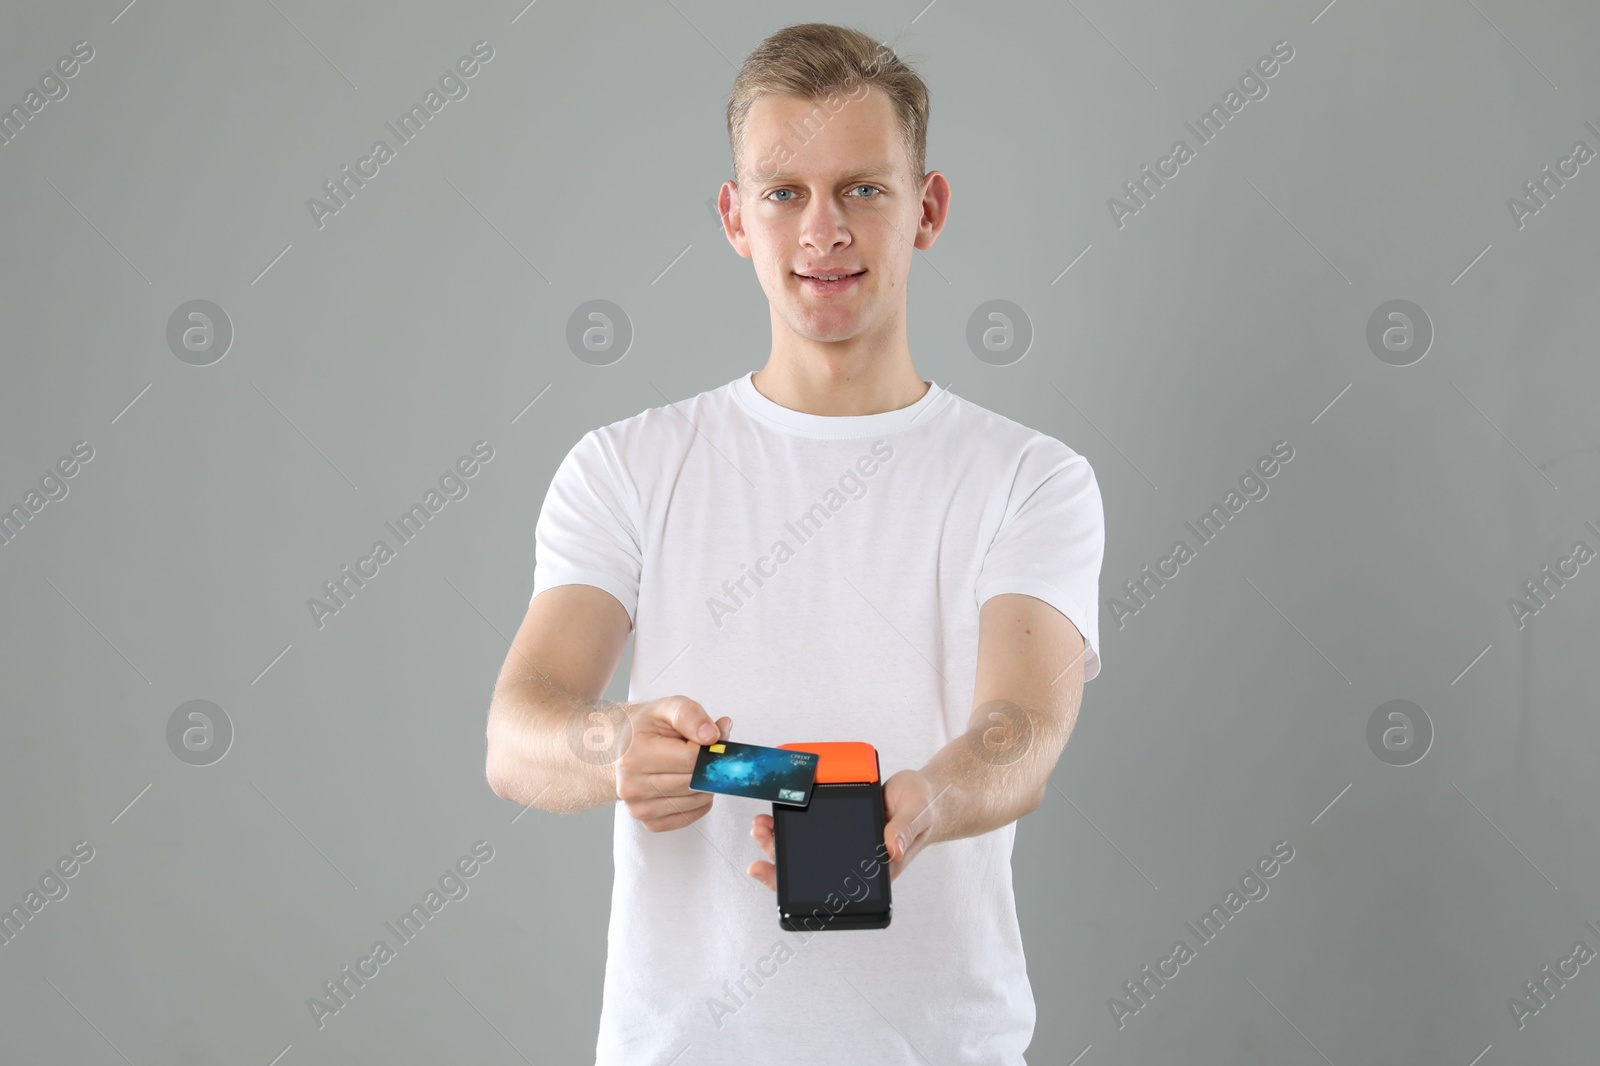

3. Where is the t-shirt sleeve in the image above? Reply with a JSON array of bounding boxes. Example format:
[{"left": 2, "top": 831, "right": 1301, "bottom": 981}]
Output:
[
  {"left": 974, "top": 443, "right": 1105, "bottom": 681},
  {"left": 529, "top": 429, "right": 642, "bottom": 629}
]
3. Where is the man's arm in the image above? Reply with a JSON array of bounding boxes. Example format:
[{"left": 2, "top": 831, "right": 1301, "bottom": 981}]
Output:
[
  {"left": 913, "top": 592, "right": 1088, "bottom": 846},
  {"left": 484, "top": 583, "right": 634, "bottom": 813},
  {"left": 747, "top": 591, "right": 1089, "bottom": 887}
]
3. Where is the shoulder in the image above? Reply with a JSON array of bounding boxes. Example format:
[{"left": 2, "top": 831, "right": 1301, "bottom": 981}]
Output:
[
  {"left": 584, "top": 378, "right": 737, "bottom": 456},
  {"left": 942, "top": 390, "right": 1094, "bottom": 479},
  {"left": 556, "top": 379, "right": 743, "bottom": 509}
]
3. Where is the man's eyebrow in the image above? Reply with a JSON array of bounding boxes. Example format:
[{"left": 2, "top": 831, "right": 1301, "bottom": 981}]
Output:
[{"left": 758, "top": 164, "right": 898, "bottom": 183}]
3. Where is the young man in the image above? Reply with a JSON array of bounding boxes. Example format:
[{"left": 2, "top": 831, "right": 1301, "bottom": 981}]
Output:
[{"left": 485, "top": 22, "right": 1105, "bottom": 1066}]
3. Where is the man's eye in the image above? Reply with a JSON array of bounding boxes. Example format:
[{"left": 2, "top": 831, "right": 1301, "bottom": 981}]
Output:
[{"left": 763, "top": 186, "right": 880, "bottom": 203}]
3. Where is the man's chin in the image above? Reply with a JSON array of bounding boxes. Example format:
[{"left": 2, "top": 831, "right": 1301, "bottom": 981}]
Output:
[{"left": 789, "top": 331, "right": 867, "bottom": 347}]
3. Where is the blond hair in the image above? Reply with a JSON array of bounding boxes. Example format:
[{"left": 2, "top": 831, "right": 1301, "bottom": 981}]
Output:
[{"left": 726, "top": 23, "right": 929, "bottom": 189}]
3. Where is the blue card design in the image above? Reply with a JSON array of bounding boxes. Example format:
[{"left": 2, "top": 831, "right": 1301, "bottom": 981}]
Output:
[{"left": 690, "top": 741, "right": 818, "bottom": 806}]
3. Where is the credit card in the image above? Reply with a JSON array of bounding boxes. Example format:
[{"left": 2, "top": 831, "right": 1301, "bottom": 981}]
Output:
[{"left": 690, "top": 741, "right": 819, "bottom": 806}]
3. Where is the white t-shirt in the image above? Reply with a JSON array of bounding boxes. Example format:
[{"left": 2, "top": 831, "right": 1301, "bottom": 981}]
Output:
[{"left": 530, "top": 370, "right": 1104, "bottom": 1065}]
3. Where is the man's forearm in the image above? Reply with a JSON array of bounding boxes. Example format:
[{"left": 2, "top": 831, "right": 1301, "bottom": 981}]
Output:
[
  {"left": 917, "top": 700, "right": 1074, "bottom": 845},
  {"left": 485, "top": 673, "right": 622, "bottom": 813}
]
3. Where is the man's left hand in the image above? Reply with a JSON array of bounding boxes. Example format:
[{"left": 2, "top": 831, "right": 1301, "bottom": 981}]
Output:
[{"left": 746, "top": 768, "right": 942, "bottom": 890}]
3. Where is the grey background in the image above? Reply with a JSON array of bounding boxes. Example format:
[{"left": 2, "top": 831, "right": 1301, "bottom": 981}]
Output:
[{"left": 2, "top": 0, "right": 1597, "bottom": 1063}]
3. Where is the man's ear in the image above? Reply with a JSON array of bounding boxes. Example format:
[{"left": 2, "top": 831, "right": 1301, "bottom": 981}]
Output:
[
  {"left": 915, "top": 170, "right": 952, "bottom": 250},
  {"left": 722, "top": 181, "right": 752, "bottom": 258}
]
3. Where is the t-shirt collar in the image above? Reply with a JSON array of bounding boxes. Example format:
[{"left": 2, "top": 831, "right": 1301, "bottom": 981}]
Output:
[{"left": 731, "top": 370, "right": 950, "bottom": 439}]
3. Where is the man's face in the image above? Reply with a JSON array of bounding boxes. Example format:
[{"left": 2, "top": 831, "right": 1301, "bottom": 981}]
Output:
[{"left": 723, "top": 87, "right": 944, "bottom": 347}]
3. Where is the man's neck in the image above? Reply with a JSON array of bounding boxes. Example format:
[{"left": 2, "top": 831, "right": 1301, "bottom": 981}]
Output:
[{"left": 751, "top": 352, "right": 929, "bottom": 417}]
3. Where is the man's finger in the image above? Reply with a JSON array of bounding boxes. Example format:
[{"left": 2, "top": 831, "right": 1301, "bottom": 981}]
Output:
[
  {"left": 750, "top": 814, "right": 774, "bottom": 860},
  {"left": 616, "top": 750, "right": 696, "bottom": 800},
  {"left": 630, "top": 790, "right": 710, "bottom": 826},
  {"left": 882, "top": 823, "right": 908, "bottom": 863},
  {"left": 627, "top": 729, "right": 704, "bottom": 778},
  {"left": 746, "top": 859, "right": 776, "bottom": 891},
  {"left": 666, "top": 700, "right": 723, "bottom": 744}
]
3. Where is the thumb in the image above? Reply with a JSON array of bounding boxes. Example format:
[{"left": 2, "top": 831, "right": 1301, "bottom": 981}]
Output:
[
  {"left": 669, "top": 700, "right": 721, "bottom": 744},
  {"left": 882, "top": 819, "right": 909, "bottom": 863}
]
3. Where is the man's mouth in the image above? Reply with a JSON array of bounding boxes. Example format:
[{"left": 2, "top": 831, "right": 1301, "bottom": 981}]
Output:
[{"left": 794, "top": 269, "right": 865, "bottom": 294}]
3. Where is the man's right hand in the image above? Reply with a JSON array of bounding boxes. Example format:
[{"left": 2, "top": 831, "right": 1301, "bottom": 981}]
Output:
[{"left": 615, "top": 695, "right": 731, "bottom": 832}]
